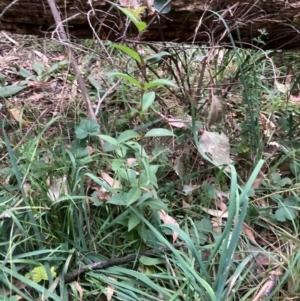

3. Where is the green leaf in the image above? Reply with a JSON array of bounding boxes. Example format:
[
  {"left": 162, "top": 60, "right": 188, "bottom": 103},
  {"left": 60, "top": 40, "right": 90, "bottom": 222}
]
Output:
[
  {"left": 109, "top": 72, "right": 141, "bottom": 89},
  {"left": 32, "top": 61, "right": 44, "bottom": 76},
  {"left": 107, "top": 193, "right": 127, "bottom": 206},
  {"left": 142, "top": 91, "right": 155, "bottom": 111},
  {"left": 139, "top": 256, "right": 166, "bottom": 266},
  {"left": 126, "top": 187, "right": 142, "bottom": 206},
  {"left": 144, "top": 198, "right": 168, "bottom": 210},
  {"left": 70, "top": 138, "right": 88, "bottom": 158},
  {"left": 88, "top": 75, "right": 103, "bottom": 91},
  {"left": 145, "top": 128, "right": 176, "bottom": 137},
  {"left": 25, "top": 266, "right": 56, "bottom": 283},
  {"left": 275, "top": 207, "right": 296, "bottom": 222},
  {"left": 0, "top": 84, "right": 27, "bottom": 98},
  {"left": 39, "top": 60, "right": 69, "bottom": 81},
  {"left": 99, "top": 134, "right": 118, "bottom": 145},
  {"left": 127, "top": 213, "right": 141, "bottom": 231},
  {"left": 118, "top": 130, "right": 141, "bottom": 143},
  {"left": 145, "top": 51, "right": 170, "bottom": 63},
  {"left": 194, "top": 218, "right": 212, "bottom": 244},
  {"left": 144, "top": 79, "right": 177, "bottom": 90},
  {"left": 154, "top": 0, "right": 172, "bottom": 14},
  {"left": 117, "top": 6, "right": 147, "bottom": 32},
  {"left": 75, "top": 119, "right": 100, "bottom": 139},
  {"left": 112, "top": 44, "right": 142, "bottom": 63},
  {"left": 19, "top": 68, "right": 34, "bottom": 79}
]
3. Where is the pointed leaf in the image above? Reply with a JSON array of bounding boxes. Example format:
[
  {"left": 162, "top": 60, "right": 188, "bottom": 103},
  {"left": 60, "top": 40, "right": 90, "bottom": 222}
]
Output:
[
  {"left": 112, "top": 44, "right": 142, "bottom": 63},
  {"left": 144, "top": 79, "right": 177, "bottom": 90},
  {"left": 109, "top": 72, "right": 141, "bottom": 89},
  {"left": 145, "top": 128, "right": 176, "bottom": 137},
  {"left": 117, "top": 130, "right": 141, "bottom": 143},
  {"left": 142, "top": 91, "right": 155, "bottom": 111}
]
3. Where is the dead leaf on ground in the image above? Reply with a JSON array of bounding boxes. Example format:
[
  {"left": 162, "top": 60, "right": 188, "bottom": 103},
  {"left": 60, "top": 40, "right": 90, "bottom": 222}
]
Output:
[
  {"left": 207, "top": 94, "right": 226, "bottom": 127},
  {"left": 47, "top": 175, "right": 68, "bottom": 202},
  {"left": 8, "top": 107, "right": 31, "bottom": 127},
  {"left": 72, "top": 281, "right": 84, "bottom": 300},
  {"left": 106, "top": 277, "right": 116, "bottom": 301},
  {"left": 199, "top": 131, "right": 231, "bottom": 171},
  {"left": 159, "top": 210, "right": 179, "bottom": 243},
  {"left": 100, "top": 171, "right": 122, "bottom": 189}
]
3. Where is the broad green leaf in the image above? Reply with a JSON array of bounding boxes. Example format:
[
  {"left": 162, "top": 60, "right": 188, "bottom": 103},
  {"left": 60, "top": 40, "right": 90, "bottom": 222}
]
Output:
[
  {"left": 117, "top": 130, "right": 141, "bottom": 143},
  {"left": 99, "top": 134, "right": 118, "bottom": 145},
  {"left": 109, "top": 72, "right": 141, "bottom": 89},
  {"left": 135, "top": 21, "right": 147, "bottom": 32},
  {"left": 127, "top": 213, "right": 141, "bottom": 231},
  {"left": 0, "top": 84, "right": 27, "bottom": 98},
  {"left": 75, "top": 119, "right": 100, "bottom": 139},
  {"left": 25, "top": 266, "right": 56, "bottom": 283},
  {"left": 88, "top": 75, "right": 103, "bottom": 90},
  {"left": 142, "top": 91, "right": 155, "bottom": 111},
  {"left": 275, "top": 207, "right": 296, "bottom": 222},
  {"left": 107, "top": 193, "right": 127, "bottom": 206},
  {"left": 194, "top": 218, "right": 212, "bottom": 245},
  {"left": 111, "top": 159, "right": 124, "bottom": 171},
  {"left": 145, "top": 128, "right": 176, "bottom": 137},
  {"left": 144, "top": 79, "right": 177, "bottom": 90},
  {"left": 33, "top": 61, "right": 44, "bottom": 76},
  {"left": 144, "top": 199, "right": 168, "bottom": 210},
  {"left": 139, "top": 256, "right": 166, "bottom": 266},
  {"left": 112, "top": 44, "right": 141, "bottom": 63},
  {"left": 118, "top": 6, "right": 147, "bottom": 32},
  {"left": 19, "top": 68, "right": 34, "bottom": 79},
  {"left": 126, "top": 187, "right": 142, "bottom": 206},
  {"left": 39, "top": 60, "right": 69, "bottom": 81},
  {"left": 46, "top": 60, "right": 69, "bottom": 73}
]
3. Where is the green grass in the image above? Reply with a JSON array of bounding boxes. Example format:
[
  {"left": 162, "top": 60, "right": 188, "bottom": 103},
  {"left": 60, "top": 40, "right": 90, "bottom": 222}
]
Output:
[{"left": 1, "top": 27, "right": 300, "bottom": 301}]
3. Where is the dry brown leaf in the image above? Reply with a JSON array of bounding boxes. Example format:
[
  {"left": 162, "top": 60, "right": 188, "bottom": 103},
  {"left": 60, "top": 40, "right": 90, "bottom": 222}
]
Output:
[
  {"left": 72, "top": 281, "right": 84, "bottom": 300},
  {"left": 214, "top": 198, "right": 227, "bottom": 211},
  {"left": 211, "top": 217, "right": 222, "bottom": 234},
  {"left": 242, "top": 223, "right": 256, "bottom": 243},
  {"left": 93, "top": 186, "right": 110, "bottom": 202},
  {"left": 207, "top": 94, "right": 226, "bottom": 127},
  {"left": 8, "top": 107, "right": 31, "bottom": 127},
  {"left": 33, "top": 50, "right": 49, "bottom": 64},
  {"left": 47, "top": 175, "right": 68, "bottom": 202},
  {"left": 106, "top": 277, "right": 116, "bottom": 301},
  {"left": 100, "top": 171, "right": 122, "bottom": 189},
  {"left": 201, "top": 206, "right": 228, "bottom": 218},
  {"left": 285, "top": 65, "right": 293, "bottom": 90},
  {"left": 159, "top": 210, "right": 179, "bottom": 243},
  {"left": 86, "top": 145, "right": 94, "bottom": 156}
]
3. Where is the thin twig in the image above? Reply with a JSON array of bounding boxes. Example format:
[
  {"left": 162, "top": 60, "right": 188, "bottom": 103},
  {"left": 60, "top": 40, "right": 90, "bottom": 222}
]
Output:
[
  {"left": 95, "top": 79, "right": 121, "bottom": 116},
  {"left": 65, "top": 242, "right": 186, "bottom": 283},
  {"left": 46, "top": 0, "right": 104, "bottom": 149},
  {"left": 0, "top": 0, "right": 19, "bottom": 19}
]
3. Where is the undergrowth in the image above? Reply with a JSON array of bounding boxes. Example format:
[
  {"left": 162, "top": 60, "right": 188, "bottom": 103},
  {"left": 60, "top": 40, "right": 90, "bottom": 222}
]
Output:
[{"left": 1, "top": 7, "right": 300, "bottom": 301}]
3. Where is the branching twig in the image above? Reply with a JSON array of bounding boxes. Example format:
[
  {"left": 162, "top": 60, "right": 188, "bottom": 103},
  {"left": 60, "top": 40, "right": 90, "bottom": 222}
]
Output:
[
  {"left": 65, "top": 242, "right": 186, "bottom": 283},
  {"left": 46, "top": 0, "right": 104, "bottom": 149}
]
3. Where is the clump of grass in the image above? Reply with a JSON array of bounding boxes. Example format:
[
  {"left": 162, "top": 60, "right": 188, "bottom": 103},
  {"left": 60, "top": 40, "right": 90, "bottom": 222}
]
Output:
[{"left": 1, "top": 11, "right": 300, "bottom": 301}]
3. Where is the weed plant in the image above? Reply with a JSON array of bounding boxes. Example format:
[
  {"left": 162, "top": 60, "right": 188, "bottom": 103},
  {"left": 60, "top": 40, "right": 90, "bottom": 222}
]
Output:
[{"left": 1, "top": 6, "right": 300, "bottom": 301}]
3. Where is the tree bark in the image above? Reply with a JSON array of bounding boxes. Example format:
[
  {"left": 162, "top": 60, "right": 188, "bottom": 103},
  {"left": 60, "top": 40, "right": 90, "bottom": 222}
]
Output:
[{"left": 0, "top": 0, "right": 300, "bottom": 49}]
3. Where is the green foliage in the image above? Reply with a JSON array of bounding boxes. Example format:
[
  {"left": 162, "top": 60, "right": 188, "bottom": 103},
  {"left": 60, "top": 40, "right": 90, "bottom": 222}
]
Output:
[
  {"left": 75, "top": 119, "right": 100, "bottom": 139},
  {"left": 2, "top": 9, "right": 300, "bottom": 301}
]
